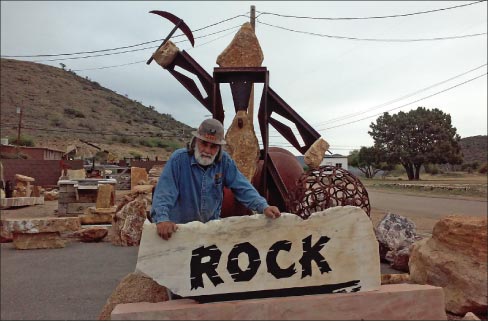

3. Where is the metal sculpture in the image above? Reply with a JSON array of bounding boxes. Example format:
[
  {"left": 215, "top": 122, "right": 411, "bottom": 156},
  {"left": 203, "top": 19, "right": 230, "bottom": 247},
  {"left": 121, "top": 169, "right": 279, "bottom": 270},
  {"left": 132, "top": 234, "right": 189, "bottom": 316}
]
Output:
[
  {"left": 287, "top": 165, "right": 371, "bottom": 219},
  {"left": 148, "top": 12, "right": 370, "bottom": 217}
]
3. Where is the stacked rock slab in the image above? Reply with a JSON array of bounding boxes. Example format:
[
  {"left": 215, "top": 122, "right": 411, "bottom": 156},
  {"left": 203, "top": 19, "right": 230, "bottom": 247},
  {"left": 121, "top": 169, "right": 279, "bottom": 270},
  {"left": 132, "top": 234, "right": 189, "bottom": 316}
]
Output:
[
  {"left": 3, "top": 217, "right": 81, "bottom": 249},
  {"left": 111, "top": 206, "right": 447, "bottom": 320},
  {"left": 217, "top": 22, "right": 263, "bottom": 181},
  {"left": 409, "top": 215, "right": 487, "bottom": 316},
  {"left": 13, "top": 174, "right": 35, "bottom": 197}
]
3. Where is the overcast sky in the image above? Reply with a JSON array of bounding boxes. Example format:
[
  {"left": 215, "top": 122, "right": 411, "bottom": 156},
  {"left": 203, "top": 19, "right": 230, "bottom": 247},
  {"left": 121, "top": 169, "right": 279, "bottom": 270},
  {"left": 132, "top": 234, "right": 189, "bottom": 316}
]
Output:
[{"left": 1, "top": 1, "right": 486, "bottom": 155}]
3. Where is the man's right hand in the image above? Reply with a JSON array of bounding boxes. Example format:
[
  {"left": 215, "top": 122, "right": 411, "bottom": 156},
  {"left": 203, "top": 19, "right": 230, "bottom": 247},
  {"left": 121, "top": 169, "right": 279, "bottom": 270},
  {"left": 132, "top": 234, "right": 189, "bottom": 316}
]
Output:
[{"left": 156, "top": 221, "right": 178, "bottom": 240}]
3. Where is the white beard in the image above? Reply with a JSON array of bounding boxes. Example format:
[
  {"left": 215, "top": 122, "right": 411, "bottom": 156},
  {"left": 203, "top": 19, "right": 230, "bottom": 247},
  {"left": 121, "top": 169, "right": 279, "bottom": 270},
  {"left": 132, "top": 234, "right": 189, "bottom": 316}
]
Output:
[{"left": 194, "top": 144, "right": 217, "bottom": 166}]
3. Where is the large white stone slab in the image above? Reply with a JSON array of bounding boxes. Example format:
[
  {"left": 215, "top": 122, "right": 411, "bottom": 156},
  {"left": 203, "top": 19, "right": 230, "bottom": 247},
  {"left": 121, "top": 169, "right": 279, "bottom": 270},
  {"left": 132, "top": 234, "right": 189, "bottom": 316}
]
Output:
[{"left": 136, "top": 206, "right": 380, "bottom": 298}]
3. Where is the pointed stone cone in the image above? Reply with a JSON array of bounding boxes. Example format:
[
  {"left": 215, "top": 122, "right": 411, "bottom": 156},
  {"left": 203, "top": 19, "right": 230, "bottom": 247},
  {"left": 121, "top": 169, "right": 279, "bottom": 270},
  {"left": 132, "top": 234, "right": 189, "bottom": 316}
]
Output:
[{"left": 216, "top": 22, "right": 264, "bottom": 67}]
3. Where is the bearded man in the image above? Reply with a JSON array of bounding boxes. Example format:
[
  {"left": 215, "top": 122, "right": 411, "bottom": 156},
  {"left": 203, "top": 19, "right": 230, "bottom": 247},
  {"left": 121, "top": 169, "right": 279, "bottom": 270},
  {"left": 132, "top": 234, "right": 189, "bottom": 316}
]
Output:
[{"left": 151, "top": 118, "right": 281, "bottom": 240}]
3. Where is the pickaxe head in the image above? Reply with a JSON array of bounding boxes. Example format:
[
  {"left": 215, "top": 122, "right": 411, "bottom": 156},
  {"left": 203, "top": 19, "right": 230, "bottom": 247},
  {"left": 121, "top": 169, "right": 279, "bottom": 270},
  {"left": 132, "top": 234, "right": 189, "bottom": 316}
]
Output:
[{"left": 150, "top": 10, "right": 195, "bottom": 46}]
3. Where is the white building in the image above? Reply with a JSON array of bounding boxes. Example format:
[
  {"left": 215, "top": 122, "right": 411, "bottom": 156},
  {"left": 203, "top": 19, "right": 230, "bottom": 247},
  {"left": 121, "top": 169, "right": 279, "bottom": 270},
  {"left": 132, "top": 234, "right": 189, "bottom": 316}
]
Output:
[{"left": 320, "top": 154, "right": 348, "bottom": 170}]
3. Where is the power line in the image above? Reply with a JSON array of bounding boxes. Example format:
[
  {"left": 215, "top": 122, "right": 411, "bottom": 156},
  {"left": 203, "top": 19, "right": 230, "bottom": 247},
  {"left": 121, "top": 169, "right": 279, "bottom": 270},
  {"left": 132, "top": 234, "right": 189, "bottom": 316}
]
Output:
[
  {"left": 257, "top": 20, "right": 487, "bottom": 42},
  {"left": 71, "top": 60, "right": 146, "bottom": 72},
  {"left": 311, "top": 63, "right": 487, "bottom": 127},
  {"left": 256, "top": 1, "right": 485, "bottom": 20},
  {"left": 1, "top": 14, "right": 247, "bottom": 58},
  {"left": 31, "top": 24, "right": 244, "bottom": 63},
  {"left": 316, "top": 73, "right": 487, "bottom": 132}
]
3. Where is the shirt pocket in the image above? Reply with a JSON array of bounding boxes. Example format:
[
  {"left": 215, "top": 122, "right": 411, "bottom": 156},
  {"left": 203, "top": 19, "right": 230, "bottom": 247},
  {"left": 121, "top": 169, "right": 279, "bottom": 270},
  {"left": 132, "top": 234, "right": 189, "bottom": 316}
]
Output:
[{"left": 212, "top": 181, "right": 223, "bottom": 201}]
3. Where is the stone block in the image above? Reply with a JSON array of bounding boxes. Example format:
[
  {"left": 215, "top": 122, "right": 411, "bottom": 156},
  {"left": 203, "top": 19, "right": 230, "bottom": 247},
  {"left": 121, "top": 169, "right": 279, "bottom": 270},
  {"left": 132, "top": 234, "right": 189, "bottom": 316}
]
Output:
[
  {"left": 111, "top": 284, "right": 446, "bottom": 320},
  {"left": 79, "top": 206, "right": 115, "bottom": 224},
  {"left": 153, "top": 40, "right": 179, "bottom": 68},
  {"left": 131, "top": 167, "right": 148, "bottom": 190},
  {"left": 15, "top": 174, "right": 35, "bottom": 182},
  {"left": 13, "top": 232, "right": 66, "bottom": 249},
  {"left": 136, "top": 206, "right": 380, "bottom": 299},
  {"left": 66, "top": 168, "right": 86, "bottom": 180},
  {"left": 2, "top": 217, "right": 81, "bottom": 236},
  {"left": 96, "top": 184, "right": 114, "bottom": 208},
  {"left": 0, "top": 196, "right": 44, "bottom": 208}
]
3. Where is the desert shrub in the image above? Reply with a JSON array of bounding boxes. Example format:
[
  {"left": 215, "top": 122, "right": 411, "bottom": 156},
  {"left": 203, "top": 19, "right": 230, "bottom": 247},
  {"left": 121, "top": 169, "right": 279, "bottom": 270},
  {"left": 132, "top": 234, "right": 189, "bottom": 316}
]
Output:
[
  {"left": 10, "top": 135, "right": 35, "bottom": 147},
  {"left": 64, "top": 107, "right": 85, "bottom": 118},
  {"left": 78, "top": 121, "right": 95, "bottom": 131},
  {"left": 119, "top": 136, "right": 133, "bottom": 144},
  {"left": 424, "top": 163, "right": 440, "bottom": 175},
  {"left": 479, "top": 163, "right": 487, "bottom": 174},
  {"left": 129, "top": 151, "right": 142, "bottom": 158},
  {"left": 139, "top": 138, "right": 157, "bottom": 148}
]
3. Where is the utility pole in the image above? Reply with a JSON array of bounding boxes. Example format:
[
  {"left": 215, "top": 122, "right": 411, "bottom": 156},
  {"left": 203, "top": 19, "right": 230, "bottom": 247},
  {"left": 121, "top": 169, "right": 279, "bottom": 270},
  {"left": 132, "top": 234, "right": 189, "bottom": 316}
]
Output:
[
  {"left": 16, "top": 107, "right": 22, "bottom": 146},
  {"left": 249, "top": 5, "right": 256, "bottom": 126}
]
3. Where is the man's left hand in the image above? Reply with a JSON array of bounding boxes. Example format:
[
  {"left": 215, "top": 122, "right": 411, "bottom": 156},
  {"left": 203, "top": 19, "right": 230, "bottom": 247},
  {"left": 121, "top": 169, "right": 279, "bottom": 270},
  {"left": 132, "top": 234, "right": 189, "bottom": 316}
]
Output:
[{"left": 264, "top": 206, "right": 281, "bottom": 219}]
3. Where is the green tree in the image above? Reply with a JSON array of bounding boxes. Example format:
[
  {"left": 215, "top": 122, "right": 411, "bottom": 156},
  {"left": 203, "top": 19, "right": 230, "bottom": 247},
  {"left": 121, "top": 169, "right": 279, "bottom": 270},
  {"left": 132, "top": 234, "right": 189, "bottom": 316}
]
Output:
[
  {"left": 349, "top": 146, "right": 393, "bottom": 178},
  {"left": 369, "top": 107, "right": 462, "bottom": 180}
]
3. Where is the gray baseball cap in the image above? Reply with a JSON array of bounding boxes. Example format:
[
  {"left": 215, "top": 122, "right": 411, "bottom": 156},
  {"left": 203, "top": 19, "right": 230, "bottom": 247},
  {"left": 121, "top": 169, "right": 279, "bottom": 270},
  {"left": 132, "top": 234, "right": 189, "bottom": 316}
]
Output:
[{"left": 192, "top": 118, "right": 226, "bottom": 145}]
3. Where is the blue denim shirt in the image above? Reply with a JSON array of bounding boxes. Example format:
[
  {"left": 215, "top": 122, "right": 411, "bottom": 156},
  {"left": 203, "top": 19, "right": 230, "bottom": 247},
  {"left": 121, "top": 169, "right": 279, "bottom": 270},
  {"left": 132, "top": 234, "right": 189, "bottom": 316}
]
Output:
[{"left": 150, "top": 148, "right": 269, "bottom": 224}]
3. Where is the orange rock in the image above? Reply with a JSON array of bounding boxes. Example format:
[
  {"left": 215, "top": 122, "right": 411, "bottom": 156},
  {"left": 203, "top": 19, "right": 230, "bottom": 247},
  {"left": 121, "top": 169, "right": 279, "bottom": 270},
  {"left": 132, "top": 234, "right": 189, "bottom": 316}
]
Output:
[{"left": 409, "top": 215, "right": 487, "bottom": 315}]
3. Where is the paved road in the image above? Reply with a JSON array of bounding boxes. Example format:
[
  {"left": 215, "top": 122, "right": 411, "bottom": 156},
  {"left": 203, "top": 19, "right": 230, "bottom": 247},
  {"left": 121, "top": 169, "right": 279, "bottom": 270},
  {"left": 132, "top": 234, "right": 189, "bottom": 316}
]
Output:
[
  {"left": 0, "top": 242, "right": 138, "bottom": 320},
  {"left": 368, "top": 189, "right": 487, "bottom": 220}
]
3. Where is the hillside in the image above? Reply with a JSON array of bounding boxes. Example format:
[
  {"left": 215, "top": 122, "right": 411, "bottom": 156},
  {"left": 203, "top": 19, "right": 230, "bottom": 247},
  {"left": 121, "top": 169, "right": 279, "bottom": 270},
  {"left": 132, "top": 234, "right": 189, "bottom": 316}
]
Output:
[
  {"left": 460, "top": 135, "right": 487, "bottom": 165},
  {"left": 0, "top": 58, "right": 193, "bottom": 160}
]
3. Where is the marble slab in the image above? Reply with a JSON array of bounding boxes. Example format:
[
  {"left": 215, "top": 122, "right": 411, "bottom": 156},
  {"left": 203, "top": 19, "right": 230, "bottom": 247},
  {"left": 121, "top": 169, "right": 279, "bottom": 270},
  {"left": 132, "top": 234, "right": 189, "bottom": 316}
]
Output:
[{"left": 136, "top": 206, "right": 380, "bottom": 298}]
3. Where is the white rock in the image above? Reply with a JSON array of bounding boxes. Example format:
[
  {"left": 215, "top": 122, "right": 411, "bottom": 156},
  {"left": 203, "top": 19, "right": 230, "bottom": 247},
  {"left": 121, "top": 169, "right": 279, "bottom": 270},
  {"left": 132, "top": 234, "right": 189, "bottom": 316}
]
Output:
[{"left": 136, "top": 206, "right": 380, "bottom": 297}]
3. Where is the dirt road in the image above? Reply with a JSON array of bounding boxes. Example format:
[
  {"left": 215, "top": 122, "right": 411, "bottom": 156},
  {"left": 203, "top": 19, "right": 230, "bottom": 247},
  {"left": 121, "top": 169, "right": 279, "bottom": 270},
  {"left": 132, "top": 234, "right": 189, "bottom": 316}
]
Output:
[{"left": 368, "top": 189, "right": 487, "bottom": 235}]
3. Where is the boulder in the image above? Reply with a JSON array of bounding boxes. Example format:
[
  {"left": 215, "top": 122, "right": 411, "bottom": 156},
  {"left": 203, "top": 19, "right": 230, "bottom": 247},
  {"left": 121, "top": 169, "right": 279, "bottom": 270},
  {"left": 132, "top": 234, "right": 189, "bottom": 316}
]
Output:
[
  {"left": 375, "top": 212, "right": 421, "bottom": 272},
  {"left": 98, "top": 272, "right": 169, "bottom": 320},
  {"left": 77, "top": 227, "right": 108, "bottom": 242},
  {"left": 409, "top": 215, "right": 487, "bottom": 316},
  {"left": 462, "top": 312, "right": 481, "bottom": 321},
  {"left": 112, "top": 193, "right": 150, "bottom": 246},
  {"left": 216, "top": 22, "right": 263, "bottom": 67}
]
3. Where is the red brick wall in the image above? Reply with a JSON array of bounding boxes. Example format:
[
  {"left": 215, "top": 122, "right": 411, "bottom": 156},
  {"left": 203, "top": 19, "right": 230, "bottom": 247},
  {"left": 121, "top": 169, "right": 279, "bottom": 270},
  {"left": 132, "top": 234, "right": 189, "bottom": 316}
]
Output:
[
  {"left": 0, "top": 145, "right": 64, "bottom": 160},
  {"left": 1, "top": 160, "right": 83, "bottom": 187}
]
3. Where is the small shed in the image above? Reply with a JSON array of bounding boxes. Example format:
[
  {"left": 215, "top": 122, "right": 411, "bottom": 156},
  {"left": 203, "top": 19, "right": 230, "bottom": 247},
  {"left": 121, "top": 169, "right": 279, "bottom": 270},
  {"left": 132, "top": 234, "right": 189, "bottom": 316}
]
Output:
[{"left": 320, "top": 153, "right": 349, "bottom": 170}]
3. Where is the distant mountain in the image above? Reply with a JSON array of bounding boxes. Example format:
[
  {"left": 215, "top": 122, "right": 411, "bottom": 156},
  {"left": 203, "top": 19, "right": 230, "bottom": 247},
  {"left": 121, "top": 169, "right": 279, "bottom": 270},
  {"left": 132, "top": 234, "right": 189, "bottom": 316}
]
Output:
[
  {"left": 0, "top": 58, "right": 194, "bottom": 160},
  {"left": 460, "top": 135, "right": 487, "bottom": 165}
]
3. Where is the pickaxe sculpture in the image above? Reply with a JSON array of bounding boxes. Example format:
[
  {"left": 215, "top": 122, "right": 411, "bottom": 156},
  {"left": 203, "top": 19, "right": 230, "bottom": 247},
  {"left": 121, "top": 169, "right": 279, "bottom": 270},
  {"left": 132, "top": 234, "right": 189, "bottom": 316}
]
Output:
[{"left": 146, "top": 10, "right": 195, "bottom": 65}]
